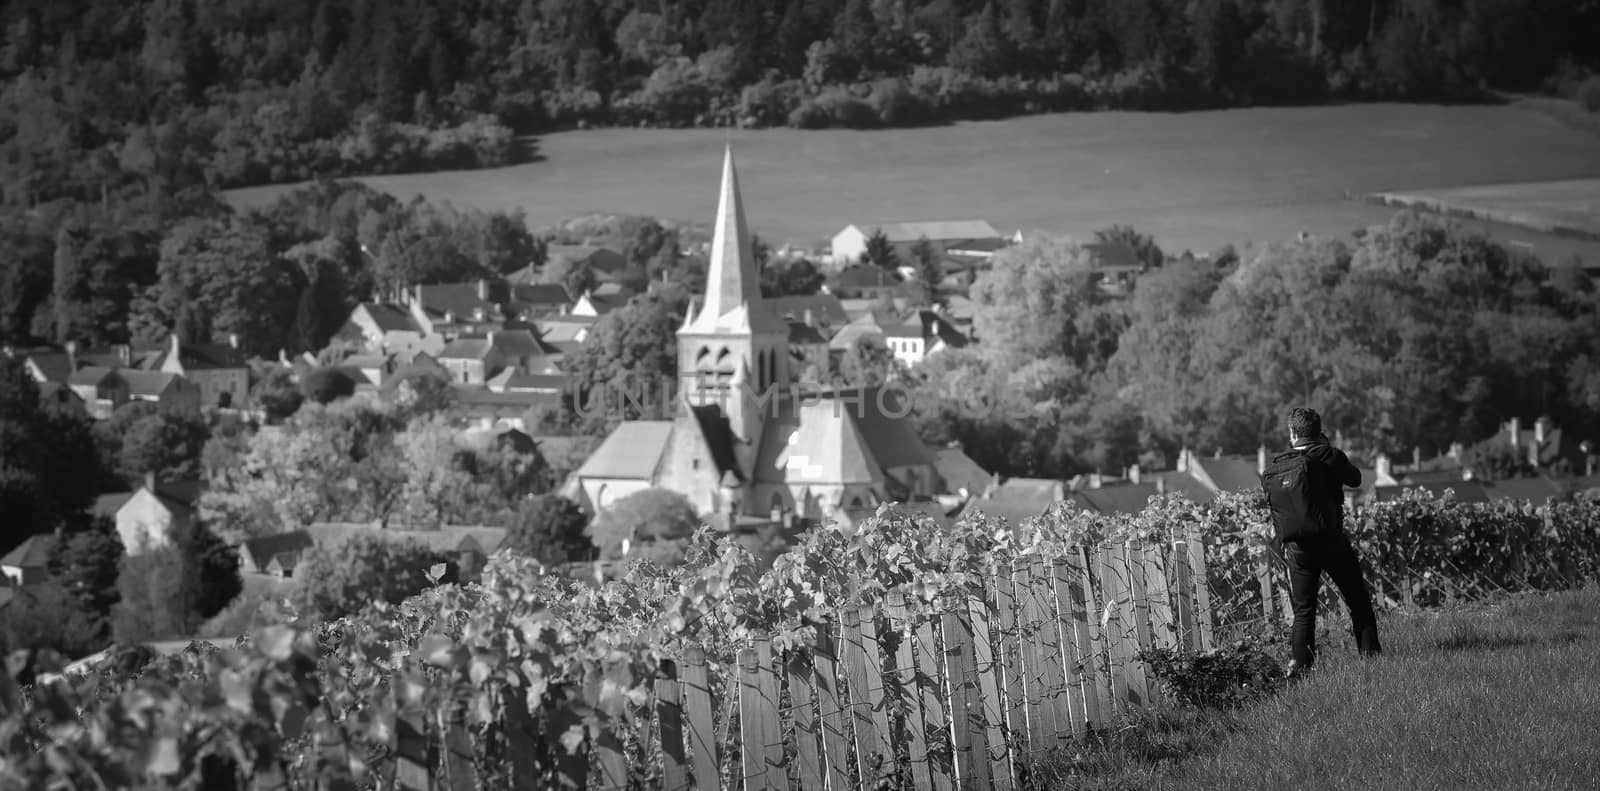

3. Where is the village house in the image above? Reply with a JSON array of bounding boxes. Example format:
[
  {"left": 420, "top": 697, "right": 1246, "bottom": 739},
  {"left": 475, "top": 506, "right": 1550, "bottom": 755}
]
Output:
[
  {"left": 125, "top": 370, "right": 203, "bottom": 412},
  {"left": 66, "top": 357, "right": 202, "bottom": 417},
  {"left": 829, "top": 219, "right": 1007, "bottom": 265},
  {"left": 115, "top": 475, "right": 205, "bottom": 556},
  {"left": 149, "top": 334, "right": 250, "bottom": 407},
  {"left": 67, "top": 366, "right": 131, "bottom": 418},
  {"left": 828, "top": 263, "right": 903, "bottom": 301},
  {"left": 236, "top": 524, "right": 509, "bottom": 580},
  {"left": 566, "top": 147, "right": 943, "bottom": 533},
  {"left": 510, "top": 245, "right": 628, "bottom": 286},
  {"left": 1, "top": 535, "right": 52, "bottom": 587},
  {"left": 338, "top": 302, "right": 428, "bottom": 354},
  {"left": 570, "top": 282, "right": 636, "bottom": 317}
]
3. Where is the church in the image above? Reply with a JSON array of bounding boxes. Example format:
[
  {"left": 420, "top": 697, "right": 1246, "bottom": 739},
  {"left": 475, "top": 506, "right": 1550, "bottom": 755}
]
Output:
[{"left": 567, "top": 147, "right": 940, "bottom": 531}]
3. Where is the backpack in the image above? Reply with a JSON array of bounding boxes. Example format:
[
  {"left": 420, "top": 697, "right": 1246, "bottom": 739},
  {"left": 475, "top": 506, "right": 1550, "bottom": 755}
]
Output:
[{"left": 1260, "top": 450, "right": 1330, "bottom": 542}]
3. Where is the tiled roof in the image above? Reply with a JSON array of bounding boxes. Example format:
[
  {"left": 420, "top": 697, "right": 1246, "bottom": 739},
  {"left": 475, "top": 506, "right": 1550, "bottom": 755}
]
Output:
[
  {"left": 1192, "top": 455, "right": 1262, "bottom": 493},
  {"left": 1145, "top": 471, "right": 1217, "bottom": 504},
  {"left": 26, "top": 352, "right": 75, "bottom": 383},
  {"left": 767, "top": 294, "right": 852, "bottom": 327},
  {"left": 93, "top": 492, "right": 135, "bottom": 518},
  {"left": 834, "top": 264, "right": 902, "bottom": 289},
  {"left": 151, "top": 340, "right": 246, "bottom": 371},
  {"left": 450, "top": 387, "right": 562, "bottom": 409},
  {"left": 849, "top": 386, "right": 936, "bottom": 469},
  {"left": 416, "top": 283, "right": 500, "bottom": 319},
  {"left": 120, "top": 370, "right": 183, "bottom": 397},
  {"left": 574, "top": 421, "right": 675, "bottom": 480},
  {"left": 239, "top": 531, "right": 317, "bottom": 574},
  {"left": 768, "top": 399, "right": 884, "bottom": 486},
  {"left": 68, "top": 366, "right": 119, "bottom": 386},
  {"left": 488, "top": 371, "right": 569, "bottom": 392},
  {"left": 149, "top": 479, "right": 205, "bottom": 517},
  {"left": 360, "top": 303, "right": 421, "bottom": 332},
  {"left": 1481, "top": 476, "right": 1566, "bottom": 503},
  {"left": 828, "top": 319, "right": 887, "bottom": 351},
  {"left": 934, "top": 447, "right": 990, "bottom": 496},
  {"left": 438, "top": 338, "right": 493, "bottom": 360},
  {"left": 851, "top": 220, "right": 1002, "bottom": 243},
  {"left": 1072, "top": 483, "right": 1162, "bottom": 515},
  {"left": 963, "top": 478, "right": 1066, "bottom": 528},
  {"left": 1, "top": 535, "right": 53, "bottom": 569},
  {"left": 787, "top": 322, "right": 829, "bottom": 345},
  {"left": 491, "top": 329, "right": 561, "bottom": 358}
]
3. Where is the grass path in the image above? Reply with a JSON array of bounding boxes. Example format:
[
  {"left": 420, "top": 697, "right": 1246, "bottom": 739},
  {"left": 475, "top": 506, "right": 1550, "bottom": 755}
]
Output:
[
  {"left": 1040, "top": 587, "right": 1600, "bottom": 790},
  {"left": 225, "top": 101, "right": 1600, "bottom": 264}
]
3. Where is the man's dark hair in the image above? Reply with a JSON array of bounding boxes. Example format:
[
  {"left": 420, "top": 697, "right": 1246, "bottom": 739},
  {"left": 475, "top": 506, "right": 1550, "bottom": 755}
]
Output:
[{"left": 1289, "top": 407, "right": 1323, "bottom": 440}]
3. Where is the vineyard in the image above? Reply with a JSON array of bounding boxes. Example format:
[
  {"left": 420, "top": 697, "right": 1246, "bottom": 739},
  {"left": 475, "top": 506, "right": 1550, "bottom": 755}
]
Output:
[{"left": 3, "top": 489, "right": 1599, "bottom": 790}]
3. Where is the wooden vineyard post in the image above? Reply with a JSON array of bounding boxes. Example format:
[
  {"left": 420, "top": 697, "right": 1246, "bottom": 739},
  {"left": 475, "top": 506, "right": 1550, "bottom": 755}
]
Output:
[
  {"left": 886, "top": 592, "right": 934, "bottom": 791},
  {"left": 786, "top": 648, "right": 825, "bottom": 790},
  {"left": 655, "top": 659, "right": 690, "bottom": 791},
  {"left": 811, "top": 625, "right": 852, "bottom": 791},
  {"left": 1255, "top": 553, "right": 1276, "bottom": 623},
  {"left": 1169, "top": 539, "right": 1199, "bottom": 652},
  {"left": 1095, "top": 543, "right": 1131, "bottom": 716},
  {"left": 1072, "top": 546, "right": 1113, "bottom": 726},
  {"left": 969, "top": 585, "right": 1014, "bottom": 790},
  {"left": 738, "top": 640, "right": 784, "bottom": 790},
  {"left": 679, "top": 646, "right": 719, "bottom": 791},
  {"left": 1010, "top": 561, "right": 1053, "bottom": 754},
  {"left": 1184, "top": 525, "right": 1216, "bottom": 651},
  {"left": 1028, "top": 555, "right": 1074, "bottom": 746},
  {"left": 1050, "top": 552, "right": 1093, "bottom": 736},
  {"left": 439, "top": 722, "right": 478, "bottom": 791},
  {"left": 1115, "top": 543, "right": 1154, "bottom": 708},
  {"left": 595, "top": 722, "right": 627, "bottom": 790},
  {"left": 1142, "top": 543, "right": 1179, "bottom": 653},
  {"left": 940, "top": 596, "right": 992, "bottom": 791},
  {"left": 991, "top": 563, "right": 1027, "bottom": 762},
  {"left": 393, "top": 714, "right": 433, "bottom": 791},
  {"left": 913, "top": 603, "right": 956, "bottom": 790},
  {"left": 840, "top": 607, "right": 893, "bottom": 787},
  {"left": 499, "top": 691, "right": 547, "bottom": 791}
]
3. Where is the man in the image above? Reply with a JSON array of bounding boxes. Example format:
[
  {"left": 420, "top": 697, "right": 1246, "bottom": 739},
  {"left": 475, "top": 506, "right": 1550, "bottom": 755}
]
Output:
[{"left": 1261, "top": 407, "right": 1382, "bottom": 678}]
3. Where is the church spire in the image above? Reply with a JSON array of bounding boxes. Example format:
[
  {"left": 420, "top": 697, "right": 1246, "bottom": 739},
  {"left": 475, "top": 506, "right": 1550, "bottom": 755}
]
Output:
[{"left": 695, "top": 145, "right": 760, "bottom": 324}]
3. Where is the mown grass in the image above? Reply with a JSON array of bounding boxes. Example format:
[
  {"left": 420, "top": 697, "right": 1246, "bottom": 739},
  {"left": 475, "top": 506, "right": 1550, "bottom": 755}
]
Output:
[{"left": 1032, "top": 585, "right": 1600, "bottom": 790}]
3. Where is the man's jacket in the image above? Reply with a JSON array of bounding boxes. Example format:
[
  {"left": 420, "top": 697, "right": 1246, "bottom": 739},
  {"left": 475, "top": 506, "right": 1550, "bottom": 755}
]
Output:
[{"left": 1269, "top": 440, "right": 1362, "bottom": 539}]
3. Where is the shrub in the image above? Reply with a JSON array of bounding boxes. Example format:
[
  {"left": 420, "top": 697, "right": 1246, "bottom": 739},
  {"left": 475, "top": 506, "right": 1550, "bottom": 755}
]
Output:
[
  {"left": 292, "top": 533, "right": 452, "bottom": 621},
  {"left": 1138, "top": 639, "right": 1288, "bottom": 709}
]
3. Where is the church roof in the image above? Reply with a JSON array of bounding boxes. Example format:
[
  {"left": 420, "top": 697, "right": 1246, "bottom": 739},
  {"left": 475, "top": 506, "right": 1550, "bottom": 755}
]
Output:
[
  {"left": 686, "top": 405, "right": 744, "bottom": 482},
  {"left": 758, "top": 397, "right": 884, "bottom": 486},
  {"left": 574, "top": 421, "right": 675, "bottom": 480}
]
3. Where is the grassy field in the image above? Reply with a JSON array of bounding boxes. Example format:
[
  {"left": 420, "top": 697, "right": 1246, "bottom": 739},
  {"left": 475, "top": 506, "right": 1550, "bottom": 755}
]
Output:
[
  {"left": 1036, "top": 586, "right": 1600, "bottom": 790},
  {"left": 226, "top": 100, "right": 1600, "bottom": 264},
  {"left": 1371, "top": 178, "right": 1600, "bottom": 241}
]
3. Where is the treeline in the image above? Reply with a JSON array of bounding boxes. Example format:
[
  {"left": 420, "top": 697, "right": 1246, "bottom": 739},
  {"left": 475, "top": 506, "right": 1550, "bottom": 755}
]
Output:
[
  {"left": 3, "top": 0, "right": 1598, "bottom": 208},
  {"left": 0, "top": 182, "right": 543, "bottom": 352},
  {"left": 908, "top": 213, "right": 1600, "bottom": 479}
]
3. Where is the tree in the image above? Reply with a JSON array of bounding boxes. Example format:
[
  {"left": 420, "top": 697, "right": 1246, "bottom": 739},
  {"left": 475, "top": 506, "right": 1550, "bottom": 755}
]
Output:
[
  {"left": 505, "top": 494, "right": 593, "bottom": 566},
  {"left": 860, "top": 228, "right": 901, "bottom": 271},
  {"left": 1093, "top": 225, "right": 1166, "bottom": 271},
  {"left": 0, "top": 582, "right": 107, "bottom": 659},
  {"left": 968, "top": 233, "right": 1100, "bottom": 364},
  {"left": 395, "top": 412, "right": 489, "bottom": 525},
  {"left": 947, "top": 3, "right": 1013, "bottom": 78},
  {"left": 834, "top": 336, "right": 903, "bottom": 388},
  {"left": 116, "top": 407, "right": 211, "bottom": 485},
  {"left": 141, "top": 216, "right": 303, "bottom": 356},
  {"left": 293, "top": 534, "right": 450, "bottom": 621},
  {"left": 562, "top": 289, "right": 688, "bottom": 431},
  {"left": 761, "top": 257, "right": 826, "bottom": 297},
  {"left": 908, "top": 236, "right": 945, "bottom": 306},
  {"left": 301, "top": 367, "right": 358, "bottom": 404},
  {"left": 587, "top": 488, "right": 700, "bottom": 566},
  {"left": 110, "top": 520, "right": 239, "bottom": 642},
  {"left": 0, "top": 358, "right": 101, "bottom": 550},
  {"left": 252, "top": 365, "right": 305, "bottom": 422},
  {"left": 47, "top": 515, "right": 124, "bottom": 623}
]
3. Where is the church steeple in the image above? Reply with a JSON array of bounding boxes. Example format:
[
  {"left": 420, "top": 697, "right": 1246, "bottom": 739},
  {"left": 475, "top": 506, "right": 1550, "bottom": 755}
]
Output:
[{"left": 688, "top": 145, "right": 761, "bottom": 328}]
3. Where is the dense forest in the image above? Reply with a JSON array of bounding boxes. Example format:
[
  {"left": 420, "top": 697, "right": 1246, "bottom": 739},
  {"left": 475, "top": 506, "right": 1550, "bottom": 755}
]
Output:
[{"left": 2, "top": 0, "right": 1598, "bottom": 206}]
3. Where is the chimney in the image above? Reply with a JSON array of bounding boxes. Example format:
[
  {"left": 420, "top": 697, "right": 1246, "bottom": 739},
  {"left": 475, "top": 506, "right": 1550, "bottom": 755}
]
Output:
[
  {"left": 1257, "top": 445, "right": 1268, "bottom": 474},
  {"left": 1535, "top": 416, "right": 1550, "bottom": 447},
  {"left": 143, "top": 471, "right": 155, "bottom": 491},
  {"left": 1413, "top": 446, "right": 1422, "bottom": 468},
  {"left": 1089, "top": 472, "right": 1102, "bottom": 489},
  {"left": 804, "top": 308, "right": 814, "bottom": 327},
  {"left": 64, "top": 341, "right": 77, "bottom": 372},
  {"left": 477, "top": 278, "right": 490, "bottom": 300},
  {"left": 1177, "top": 447, "right": 1190, "bottom": 473},
  {"left": 414, "top": 284, "right": 423, "bottom": 306},
  {"left": 1448, "top": 442, "right": 1463, "bottom": 461},
  {"left": 228, "top": 333, "right": 239, "bottom": 349},
  {"left": 1509, "top": 417, "right": 1521, "bottom": 450},
  {"left": 1128, "top": 464, "right": 1141, "bottom": 484},
  {"left": 1376, "top": 453, "right": 1392, "bottom": 482},
  {"left": 170, "top": 332, "right": 181, "bottom": 359},
  {"left": 115, "top": 344, "right": 131, "bottom": 366}
]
